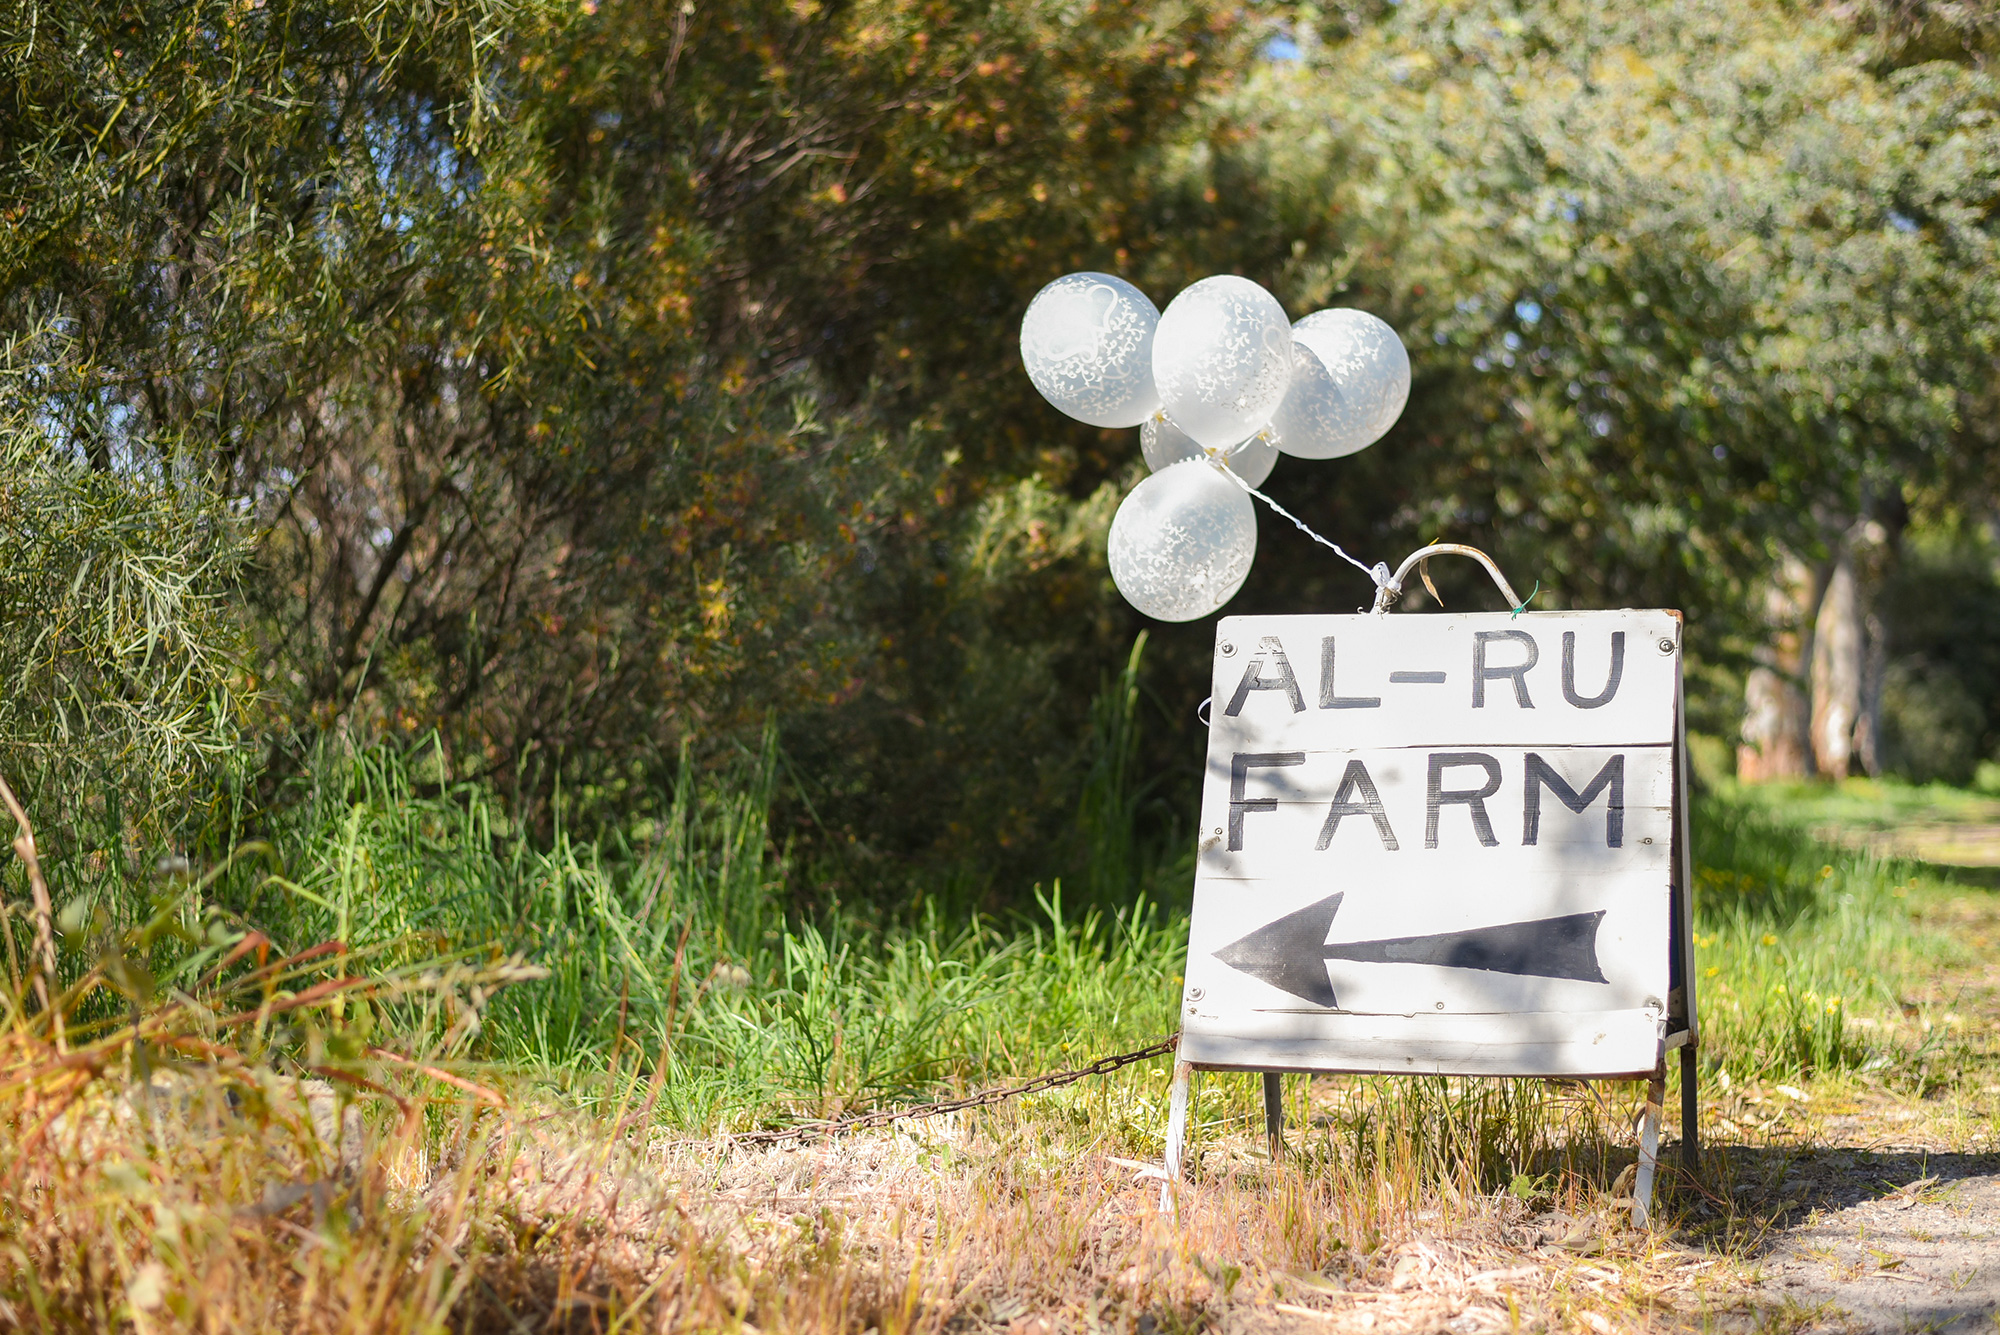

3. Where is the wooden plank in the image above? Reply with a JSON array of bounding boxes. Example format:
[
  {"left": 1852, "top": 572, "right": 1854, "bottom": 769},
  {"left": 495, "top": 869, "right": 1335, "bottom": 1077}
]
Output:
[
  {"left": 1178, "top": 1007, "right": 1667, "bottom": 1078},
  {"left": 1196, "top": 744, "right": 1675, "bottom": 869},
  {"left": 1210, "top": 610, "right": 1680, "bottom": 750}
]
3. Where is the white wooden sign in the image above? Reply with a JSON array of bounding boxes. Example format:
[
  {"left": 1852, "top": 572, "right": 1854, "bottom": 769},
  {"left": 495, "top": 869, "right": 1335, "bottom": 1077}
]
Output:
[{"left": 1178, "top": 608, "right": 1690, "bottom": 1079}]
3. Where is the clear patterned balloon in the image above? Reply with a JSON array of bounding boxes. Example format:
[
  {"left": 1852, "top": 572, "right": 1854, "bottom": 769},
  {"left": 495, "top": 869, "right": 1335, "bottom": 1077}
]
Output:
[
  {"left": 1019, "top": 273, "right": 1163, "bottom": 428},
  {"left": 1263, "top": 339, "right": 1373, "bottom": 460},
  {"left": 1140, "top": 413, "right": 1278, "bottom": 487},
  {"left": 1107, "top": 458, "right": 1258, "bottom": 622},
  {"left": 1289, "top": 308, "right": 1411, "bottom": 450},
  {"left": 1151, "top": 276, "right": 1294, "bottom": 449}
]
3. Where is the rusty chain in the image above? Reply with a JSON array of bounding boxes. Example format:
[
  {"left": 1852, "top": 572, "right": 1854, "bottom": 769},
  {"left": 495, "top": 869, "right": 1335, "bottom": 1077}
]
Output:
[{"left": 719, "top": 1032, "right": 1180, "bottom": 1148}]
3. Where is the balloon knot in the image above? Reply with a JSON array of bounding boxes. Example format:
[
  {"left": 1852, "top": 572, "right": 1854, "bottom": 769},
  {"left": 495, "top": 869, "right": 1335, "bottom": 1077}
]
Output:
[{"left": 1369, "top": 562, "right": 1397, "bottom": 592}]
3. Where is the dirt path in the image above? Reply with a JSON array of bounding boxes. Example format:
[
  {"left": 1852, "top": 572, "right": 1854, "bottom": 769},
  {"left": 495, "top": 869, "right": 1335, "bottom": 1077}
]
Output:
[
  {"left": 1722, "top": 814, "right": 2000, "bottom": 1334},
  {"left": 1741, "top": 1156, "right": 2000, "bottom": 1333}
]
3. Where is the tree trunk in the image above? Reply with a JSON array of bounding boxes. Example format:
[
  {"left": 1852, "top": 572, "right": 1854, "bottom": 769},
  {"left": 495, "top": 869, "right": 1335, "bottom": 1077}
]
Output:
[
  {"left": 1808, "top": 510, "right": 1900, "bottom": 780},
  {"left": 1856, "top": 608, "right": 1888, "bottom": 778},
  {"left": 1809, "top": 554, "right": 1864, "bottom": 779},
  {"left": 1739, "top": 667, "right": 1810, "bottom": 780},
  {"left": 1738, "top": 554, "right": 1815, "bottom": 782}
]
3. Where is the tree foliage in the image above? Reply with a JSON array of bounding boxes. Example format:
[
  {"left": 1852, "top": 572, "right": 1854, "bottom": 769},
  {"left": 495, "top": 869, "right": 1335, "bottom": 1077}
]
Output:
[
  {"left": 1, "top": 0, "right": 1247, "bottom": 891},
  {"left": 0, "top": 327, "right": 248, "bottom": 870},
  {"left": 5, "top": 0, "right": 2000, "bottom": 901},
  {"left": 1204, "top": 0, "right": 2000, "bottom": 619}
]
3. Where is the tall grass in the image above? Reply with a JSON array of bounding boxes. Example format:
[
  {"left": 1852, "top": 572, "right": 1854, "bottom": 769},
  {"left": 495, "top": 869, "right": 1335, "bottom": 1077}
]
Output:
[
  {"left": 211, "top": 723, "right": 1966, "bottom": 1139},
  {"left": 1685, "top": 791, "right": 1971, "bottom": 1084},
  {"left": 16, "top": 673, "right": 1961, "bottom": 1170},
  {"left": 221, "top": 729, "right": 1181, "bottom": 1130},
  {"left": 5, "top": 713, "right": 1983, "bottom": 1330}
]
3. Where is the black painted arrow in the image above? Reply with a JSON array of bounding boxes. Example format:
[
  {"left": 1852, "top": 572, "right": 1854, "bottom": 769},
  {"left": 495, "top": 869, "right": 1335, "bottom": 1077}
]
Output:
[{"left": 1212, "top": 892, "right": 1608, "bottom": 1009}]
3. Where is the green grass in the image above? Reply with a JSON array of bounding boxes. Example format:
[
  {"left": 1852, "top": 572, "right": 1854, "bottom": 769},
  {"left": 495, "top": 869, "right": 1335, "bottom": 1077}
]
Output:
[
  {"left": 1684, "top": 781, "right": 1980, "bottom": 1089},
  {"left": 1716, "top": 770, "right": 2000, "bottom": 830},
  {"left": 181, "top": 730, "right": 1978, "bottom": 1157},
  {"left": 214, "top": 731, "right": 1182, "bottom": 1132}
]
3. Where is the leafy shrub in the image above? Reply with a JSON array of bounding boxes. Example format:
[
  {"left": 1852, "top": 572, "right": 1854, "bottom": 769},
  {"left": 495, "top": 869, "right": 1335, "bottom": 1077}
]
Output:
[{"left": 0, "top": 327, "right": 248, "bottom": 908}]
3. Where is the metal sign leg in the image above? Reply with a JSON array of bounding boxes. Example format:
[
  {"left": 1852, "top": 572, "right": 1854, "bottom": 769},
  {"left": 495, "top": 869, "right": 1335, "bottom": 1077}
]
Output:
[
  {"left": 1161, "top": 1060, "right": 1191, "bottom": 1212},
  {"left": 1263, "top": 1072, "right": 1286, "bottom": 1163},
  {"left": 1631, "top": 1066, "right": 1666, "bottom": 1228},
  {"left": 1680, "top": 1044, "right": 1700, "bottom": 1173}
]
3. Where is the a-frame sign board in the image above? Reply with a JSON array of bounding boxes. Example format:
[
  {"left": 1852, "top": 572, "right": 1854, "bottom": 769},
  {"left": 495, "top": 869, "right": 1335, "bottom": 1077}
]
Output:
[{"left": 1163, "top": 606, "right": 1699, "bottom": 1225}]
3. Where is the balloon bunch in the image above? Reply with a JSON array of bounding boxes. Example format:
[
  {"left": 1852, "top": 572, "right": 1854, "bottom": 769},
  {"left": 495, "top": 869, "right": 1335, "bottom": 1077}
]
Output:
[{"left": 1020, "top": 273, "right": 1409, "bottom": 622}]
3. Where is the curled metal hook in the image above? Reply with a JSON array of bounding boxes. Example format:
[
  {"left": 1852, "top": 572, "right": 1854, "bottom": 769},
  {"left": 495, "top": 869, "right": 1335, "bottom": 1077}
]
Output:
[{"left": 1369, "top": 543, "right": 1525, "bottom": 615}]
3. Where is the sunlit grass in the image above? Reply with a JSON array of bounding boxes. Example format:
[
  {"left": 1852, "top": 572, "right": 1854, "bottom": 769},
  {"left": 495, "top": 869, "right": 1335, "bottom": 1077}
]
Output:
[
  {"left": 1683, "top": 783, "right": 1981, "bottom": 1093},
  {"left": 207, "top": 739, "right": 1982, "bottom": 1131},
  {"left": 7, "top": 742, "right": 1994, "bottom": 1330}
]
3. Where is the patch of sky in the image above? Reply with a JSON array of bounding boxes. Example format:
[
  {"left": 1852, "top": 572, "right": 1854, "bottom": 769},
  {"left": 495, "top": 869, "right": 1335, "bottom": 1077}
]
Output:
[
  {"left": 100, "top": 403, "right": 157, "bottom": 480},
  {"left": 1887, "top": 211, "right": 1918, "bottom": 234},
  {"left": 1262, "top": 32, "right": 1301, "bottom": 61},
  {"left": 1515, "top": 299, "right": 1542, "bottom": 324},
  {"left": 1502, "top": 331, "right": 1522, "bottom": 351}
]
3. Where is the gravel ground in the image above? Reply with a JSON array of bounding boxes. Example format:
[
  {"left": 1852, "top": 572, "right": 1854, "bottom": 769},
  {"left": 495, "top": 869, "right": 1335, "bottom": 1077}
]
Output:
[{"left": 1740, "top": 1152, "right": 2000, "bottom": 1333}]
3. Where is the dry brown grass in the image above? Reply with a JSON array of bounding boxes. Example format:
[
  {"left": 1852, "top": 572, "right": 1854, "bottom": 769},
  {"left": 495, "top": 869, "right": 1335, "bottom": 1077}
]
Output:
[
  {"left": 3, "top": 1054, "right": 1748, "bottom": 1335},
  {"left": 10, "top": 997, "right": 1994, "bottom": 1335}
]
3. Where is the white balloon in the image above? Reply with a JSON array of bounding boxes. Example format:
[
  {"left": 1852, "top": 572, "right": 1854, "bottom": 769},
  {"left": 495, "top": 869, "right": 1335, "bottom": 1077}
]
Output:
[
  {"left": 1019, "top": 273, "right": 1163, "bottom": 428},
  {"left": 1263, "top": 339, "right": 1375, "bottom": 460},
  {"left": 1140, "top": 413, "right": 1278, "bottom": 487},
  {"left": 1290, "top": 308, "right": 1411, "bottom": 450},
  {"left": 1152, "top": 276, "right": 1294, "bottom": 449},
  {"left": 1107, "top": 458, "right": 1258, "bottom": 622}
]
